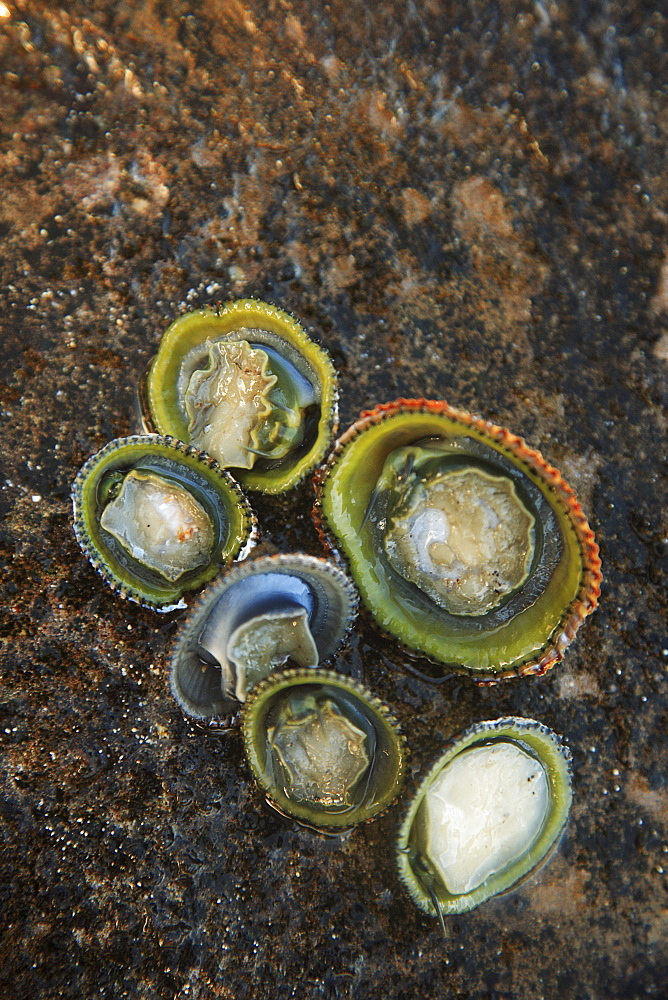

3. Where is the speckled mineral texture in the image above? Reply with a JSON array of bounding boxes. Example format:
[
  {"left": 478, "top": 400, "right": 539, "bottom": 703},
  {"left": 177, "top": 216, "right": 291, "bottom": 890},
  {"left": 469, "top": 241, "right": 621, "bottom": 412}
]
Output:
[{"left": 0, "top": 1, "right": 666, "bottom": 998}]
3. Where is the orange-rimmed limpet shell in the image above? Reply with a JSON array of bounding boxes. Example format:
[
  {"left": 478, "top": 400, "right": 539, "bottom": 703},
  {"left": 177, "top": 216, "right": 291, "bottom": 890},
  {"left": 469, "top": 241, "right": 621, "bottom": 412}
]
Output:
[{"left": 314, "top": 398, "right": 601, "bottom": 683}]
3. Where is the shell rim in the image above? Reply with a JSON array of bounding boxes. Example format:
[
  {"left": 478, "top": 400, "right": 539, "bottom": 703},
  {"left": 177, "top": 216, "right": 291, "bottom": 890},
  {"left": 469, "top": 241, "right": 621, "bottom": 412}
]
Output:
[
  {"left": 146, "top": 299, "right": 339, "bottom": 494},
  {"left": 313, "top": 397, "right": 602, "bottom": 684},
  {"left": 241, "top": 667, "right": 407, "bottom": 829},
  {"left": 395, "top": 715, "right": 573, "bottom": 917},
  {"left": 72, "top": 433, "right": 258, "bottom": 610}
]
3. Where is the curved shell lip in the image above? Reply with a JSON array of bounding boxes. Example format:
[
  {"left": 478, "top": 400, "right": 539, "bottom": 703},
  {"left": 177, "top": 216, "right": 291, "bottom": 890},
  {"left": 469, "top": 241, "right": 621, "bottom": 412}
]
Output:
[
  {"left": 396, "top": 716, "right": 573, "bottom": 918},
  {"left": 169, "top": 553, "right": 359, "bottom": 720},
  {"left": 241, "top": 667, "right": 407, "bottom": 831},
  {"left": 71, "top": 433, "right": 258, "bottom": 611},
  {"left": 313, "top": 397, "right": 602, "bottom": 684},
  {"left": 145, "top": 299, "right": 339, "bottom": 494}
]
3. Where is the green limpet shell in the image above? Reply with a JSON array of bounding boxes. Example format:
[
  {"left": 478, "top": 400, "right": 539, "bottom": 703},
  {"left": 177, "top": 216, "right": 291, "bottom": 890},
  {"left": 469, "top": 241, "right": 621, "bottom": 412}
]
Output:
[
  {"left": 396, "top": 717, "right": 572, "bottom": 917},
  {"left": 242, "top": 669, "right": 406, "bottom": 830},
  {"left": 144, "top": 299, "right": 338, "bottom": 493},
  {"left": 313, "top": 398, "right": 602, "bottom": 683},
  {"left": 72, "top": 435, "right": 256, "bottom": 610}
]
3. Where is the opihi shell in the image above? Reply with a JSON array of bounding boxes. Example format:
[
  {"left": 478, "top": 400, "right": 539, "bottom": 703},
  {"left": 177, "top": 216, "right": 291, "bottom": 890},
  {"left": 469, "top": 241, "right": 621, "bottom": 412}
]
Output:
[
  {"left": 72, "top": 435, "right": 256, "bottom": 609},
  {"left": 314, "top": 398, "right": 602, "bottom": 683},
  {"left": 143, "top": 299, "right": 338, "bottom": 493},
  {"left": 242, "top": 668, "right": 406, "bottom": 830},
  {"left": 396, "top": 717, "right": 572, "bottom": 917},
  {"left": 170, "top": 554, "right": 358, "bottom": 720}
]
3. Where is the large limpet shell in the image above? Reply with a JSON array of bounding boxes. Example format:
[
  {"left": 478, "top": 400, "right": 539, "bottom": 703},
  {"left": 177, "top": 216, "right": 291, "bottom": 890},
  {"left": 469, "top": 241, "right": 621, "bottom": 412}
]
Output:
[
  {"left": 396, "top": 717, "right": 572, "bottom": 917},
  {"left": 144, "top": 299, "right": 338, "bottom": 493},
  {"left": 72, "top": 435, "right": 256, "bottom": 609},
  {"left": 314, "top": 399, "right": 601, "bottom": 683},
  {"left": 169, "top": 554, "right": 358, "bottom": 720},
  {"left": 242, "top": 668, "right": 406, "bottom": 830}
]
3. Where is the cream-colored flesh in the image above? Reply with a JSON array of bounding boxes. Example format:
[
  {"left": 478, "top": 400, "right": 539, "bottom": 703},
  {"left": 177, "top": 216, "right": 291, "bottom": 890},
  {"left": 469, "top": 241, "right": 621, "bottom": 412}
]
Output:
[
  {"left": 184, "top": 340, "right": 277, "bottom": 469},
  {"left": 424, "top": 742, "right": 549, "bottom": 895},
  {"left": 100, "top": 470, "right": 214, "bottom": 582},
  {"left": 269, "top": 698, "right": 369, "bottom": 807},
  {"left": 385, "top": 469, "right": 535, "bottom": 615},
  {"left": 227, "top": 607, "right": 319, "bottom": 701}
]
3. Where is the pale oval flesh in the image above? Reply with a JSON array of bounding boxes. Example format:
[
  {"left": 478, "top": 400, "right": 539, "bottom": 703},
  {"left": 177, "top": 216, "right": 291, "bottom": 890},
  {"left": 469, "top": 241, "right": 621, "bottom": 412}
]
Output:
[
  {"left": 99, "top": 469, "right": 215, "bottom": 582},
  {"left": 268, "top": 697, "right": 369, "bottom": 808},
  {"left": 227, "top": 608, "right": 319, "bottom": 702},
  {"left": 184, "top": 340, "right": 277, "bottom": 469},
  {"left": 384, "top": 468, "right": 535, "bottom": 615},
  {"left": 423, "top": 742, "right": 549, "bottom": 895}
]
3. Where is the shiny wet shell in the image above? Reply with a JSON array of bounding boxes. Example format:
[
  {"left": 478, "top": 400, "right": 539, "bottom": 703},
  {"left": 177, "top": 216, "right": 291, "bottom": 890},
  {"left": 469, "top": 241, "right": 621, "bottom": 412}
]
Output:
[
  {"left": 144, "top": 299, "right": 338, "bottom": 493},
  {"left": 169, "top": 554, "right": 358, "bottom": 719},
  {"left": 242, "top": 669, "right": 406, "bottom": 830},
  {"left": 396, "top": 717, "right": 572, "bottom": 917},
  {"left": 314, "top": 398, "right": 602, "bottom": 683},
  {"left": 72, "top": 434, "right": 256, "bottom": 609}
]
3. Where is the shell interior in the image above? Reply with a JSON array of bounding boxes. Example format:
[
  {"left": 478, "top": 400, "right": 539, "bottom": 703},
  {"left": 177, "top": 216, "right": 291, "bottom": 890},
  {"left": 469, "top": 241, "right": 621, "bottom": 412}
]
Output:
[
  {"left": 316, "top": 401, "right": 601, "bottom": 680},
  {"left": 421, "top": 740, "right": 549, "bottom": 895},
  {"left": 242, "top": 669, "right": 406, "bottom": 829},
  {"left": 146, "top": 301, "right": 338, "bottom": 493},
  {"left": 396, "top": 717, "right": 572, "bottom": 916},
  {"left": 169, "top": 555, "right": 358, "bottom": 719}
]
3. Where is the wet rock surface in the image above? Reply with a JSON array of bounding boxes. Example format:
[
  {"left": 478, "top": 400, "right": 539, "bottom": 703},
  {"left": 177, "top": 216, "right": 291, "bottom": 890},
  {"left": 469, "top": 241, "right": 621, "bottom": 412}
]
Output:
[{"left": 0, "top": 1, "right": 666, "bottom": 997}]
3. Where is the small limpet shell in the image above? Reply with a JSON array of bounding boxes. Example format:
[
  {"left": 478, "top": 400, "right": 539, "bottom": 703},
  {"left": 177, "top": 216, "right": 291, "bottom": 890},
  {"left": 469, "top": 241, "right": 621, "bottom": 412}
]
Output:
[
  {"left": 144, "top": 299, "right": 338, "bottom": 493},
  {"left": 396, "top": 717, "right": 572, "bottom": 917},
  {"left": 314, "top": 398, "right": 602, "bottom": 683},
  {"left": 242, "top": 669, "right": 406, "bottom": 830},
  {"left": 169, "top": 554, "right": 358, "bottom": 719},
  {"left": 72, "top": 435, "right": 256, "bottom": 609}
]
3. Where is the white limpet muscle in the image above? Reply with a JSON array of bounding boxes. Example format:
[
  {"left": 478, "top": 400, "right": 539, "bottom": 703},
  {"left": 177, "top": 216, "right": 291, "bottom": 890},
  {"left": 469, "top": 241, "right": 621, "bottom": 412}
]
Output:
[
  {"left": 100, "top": 469, "right": 214, "bottom": 582},
  {"left": 423, "top": 742, "right": 549, "bottom": 895},
  {"left": 184, "top": 340, "right": 277, "bottom": 469},
  {"left": 268, "top": 697, "right": 370, "bottom": 807},
  {"left": 227, "top": 607, "right": 319, "bottom": 701},
  {"left": 385, "top": 468, "right": 535, "bottom": 616}
]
